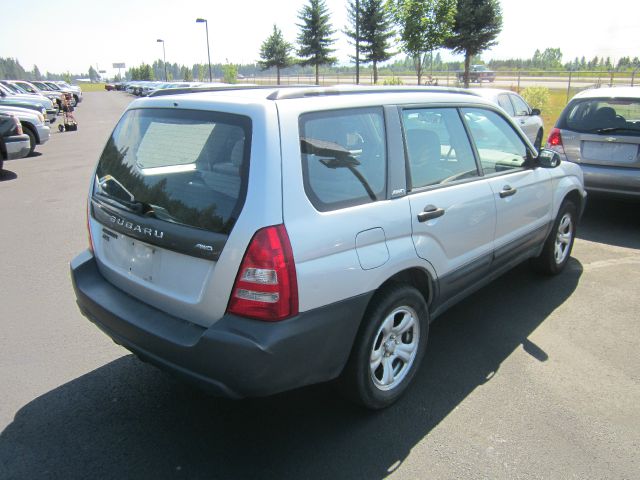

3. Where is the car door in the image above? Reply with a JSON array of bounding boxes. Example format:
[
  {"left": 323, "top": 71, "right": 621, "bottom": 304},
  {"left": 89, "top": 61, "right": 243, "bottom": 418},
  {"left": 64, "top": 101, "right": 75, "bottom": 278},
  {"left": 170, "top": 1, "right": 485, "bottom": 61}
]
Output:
[
  {"left": 509, "top": 93, "right": 539, "bottom": 144},
  {"left": 401, "top": 107, "right": 497, "bottom": 309},
  {"left": 462, "top": 107, "right": 553, "bottom": 270}
]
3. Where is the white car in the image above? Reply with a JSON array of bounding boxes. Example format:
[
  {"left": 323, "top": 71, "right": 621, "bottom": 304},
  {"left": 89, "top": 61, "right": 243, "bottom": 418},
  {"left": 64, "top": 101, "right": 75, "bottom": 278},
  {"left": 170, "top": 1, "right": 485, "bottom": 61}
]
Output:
[
  {"left": 470, "top": 88, "right": 545, "bottom": 151},
  {"left": 52, "top": 81, "right": 83, "bottom": 105},
  {"left": 0, "top": 105, "right": 50, "bottom": 156}
]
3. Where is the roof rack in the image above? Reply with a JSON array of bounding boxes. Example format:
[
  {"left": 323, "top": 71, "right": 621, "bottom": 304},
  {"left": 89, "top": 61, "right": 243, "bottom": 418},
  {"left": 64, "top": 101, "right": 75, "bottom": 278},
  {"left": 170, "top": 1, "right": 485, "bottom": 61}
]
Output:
[
  {"left": 147, "top": 84, "right": 478, "bottom": 100},
  {"left": 147, "top": 84, "right": 308, "bottom": 98},
  {"left": 267, "top": 85, "right": 477, "bottom": 100}
]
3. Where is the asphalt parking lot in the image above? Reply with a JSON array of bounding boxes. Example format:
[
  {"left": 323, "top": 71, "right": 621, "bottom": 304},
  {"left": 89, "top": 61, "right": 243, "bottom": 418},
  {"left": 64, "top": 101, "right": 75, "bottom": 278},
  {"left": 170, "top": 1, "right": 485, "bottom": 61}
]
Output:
[{"left": 1, "top": 91, "right": 639, "bottom": 480}]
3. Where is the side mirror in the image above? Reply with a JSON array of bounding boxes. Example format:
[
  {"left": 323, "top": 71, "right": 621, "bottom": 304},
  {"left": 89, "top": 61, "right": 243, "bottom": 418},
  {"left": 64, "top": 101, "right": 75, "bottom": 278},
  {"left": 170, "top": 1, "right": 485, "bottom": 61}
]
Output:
[
  {"left": 531, "top": 108, "right": 541, "bottom": 116},
  {"left": 536, "top": 149, "right": 561, "bottom": 168}
]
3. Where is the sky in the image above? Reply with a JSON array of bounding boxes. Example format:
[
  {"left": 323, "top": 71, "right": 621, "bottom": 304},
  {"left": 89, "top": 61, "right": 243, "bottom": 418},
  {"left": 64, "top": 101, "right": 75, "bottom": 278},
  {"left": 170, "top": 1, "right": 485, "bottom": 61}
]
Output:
[{"left": 1, "top": 0, "right": 639, "bottom": 78}]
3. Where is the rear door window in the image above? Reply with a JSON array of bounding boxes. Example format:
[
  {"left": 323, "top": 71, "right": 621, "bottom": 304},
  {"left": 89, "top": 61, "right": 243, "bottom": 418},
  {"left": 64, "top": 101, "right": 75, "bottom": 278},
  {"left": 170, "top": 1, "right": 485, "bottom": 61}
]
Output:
[
  {"left": 94, "top": 108, "right": 251, "bottom": 234},
  {"left": 299, "top": 107, "right": 386, "bottom": 211}
]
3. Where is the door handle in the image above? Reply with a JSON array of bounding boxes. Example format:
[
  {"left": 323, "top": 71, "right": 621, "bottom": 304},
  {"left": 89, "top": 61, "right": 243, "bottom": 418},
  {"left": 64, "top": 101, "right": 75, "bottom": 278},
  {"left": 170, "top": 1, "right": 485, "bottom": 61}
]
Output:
[
  {"left": 417, "top": 205, "right": 445, "bottom": 222},
  {"left": 499, "top": 185, "right": 517, "bottom": 198}
]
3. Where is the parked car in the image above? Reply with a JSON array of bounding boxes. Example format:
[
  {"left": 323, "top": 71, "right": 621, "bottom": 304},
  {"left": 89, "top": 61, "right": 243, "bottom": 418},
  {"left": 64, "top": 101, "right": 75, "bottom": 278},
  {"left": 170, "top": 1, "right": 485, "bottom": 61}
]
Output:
[
  {"left": 2, "top": 80, "right": 63, "bottom": 110},
  {"left": 51, "top": 81, "right": 83, "bottom": 105},
  {"left": 71, "top": 85, "right": 586, "bottom": 409},
  {"left": 0, "top": 82, "right": 57, "bottom": 123},
  {"left": 470, "top": 88, "right": 545, "bottom": 150},
  {"left": 30, "top": 81, "right": 60, "bottom": 107},
  {"left": 0, "top": 105, "right": 50, "bottom": 156},
  {"left": 458, "top": 65, "right": 496, "bottom": 83},
  {"left": 547, "top": 87, "right": 640, "bottom": 200},
  {"left": 0, "top": 112, "right": 31, "bottom": 171}
]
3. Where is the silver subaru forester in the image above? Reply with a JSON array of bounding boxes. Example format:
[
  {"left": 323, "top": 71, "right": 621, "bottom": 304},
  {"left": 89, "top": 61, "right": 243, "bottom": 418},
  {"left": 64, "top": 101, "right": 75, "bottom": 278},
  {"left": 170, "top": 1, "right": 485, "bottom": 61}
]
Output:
[{"left": 71, "top": 86, "right": 586, "bottom": 409}]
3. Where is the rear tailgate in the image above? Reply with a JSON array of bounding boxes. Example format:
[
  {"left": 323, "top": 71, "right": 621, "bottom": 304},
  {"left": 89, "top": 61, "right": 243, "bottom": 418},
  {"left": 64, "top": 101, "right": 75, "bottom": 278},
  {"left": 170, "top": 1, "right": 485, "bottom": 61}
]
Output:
[{"left": 88, "top": 104, "right": 256, "bottom": 327}]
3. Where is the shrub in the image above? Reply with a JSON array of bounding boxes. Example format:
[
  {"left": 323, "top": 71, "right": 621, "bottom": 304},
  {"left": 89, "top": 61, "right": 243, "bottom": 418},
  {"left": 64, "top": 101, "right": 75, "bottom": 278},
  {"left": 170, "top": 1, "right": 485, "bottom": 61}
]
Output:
[
  {"left": 222, "top": 64, "right": 238, "bottom": 84},
  {"left": 521, "top": 86, "right": 550, "bottom": 111},
  {"left": 382, "top": 76, "right": 403, "bottom": 86}
]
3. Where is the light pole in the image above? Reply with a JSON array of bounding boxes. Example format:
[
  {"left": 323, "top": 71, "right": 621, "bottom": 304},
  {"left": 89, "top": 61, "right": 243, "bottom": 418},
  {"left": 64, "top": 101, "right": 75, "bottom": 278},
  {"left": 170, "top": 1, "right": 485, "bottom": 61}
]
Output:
[
  {"left": 196, "top": 18, "right": 212, "bottom": 82},
  {"left": 156, "top": 39, "right": 167, "bottom": 81}
]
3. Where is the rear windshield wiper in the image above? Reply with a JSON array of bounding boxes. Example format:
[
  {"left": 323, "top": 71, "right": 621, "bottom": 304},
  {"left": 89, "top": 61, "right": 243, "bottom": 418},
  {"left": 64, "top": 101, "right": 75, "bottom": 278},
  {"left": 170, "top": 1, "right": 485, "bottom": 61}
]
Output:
[
  {"left": 593, "top": 127, "right": 640, "bottom": 134},
  {"left": 93, "top": 192, "right": 179, "bottom": 224},
  {"left": 301, "top": 137, "right": 377, "bottom": 201}
]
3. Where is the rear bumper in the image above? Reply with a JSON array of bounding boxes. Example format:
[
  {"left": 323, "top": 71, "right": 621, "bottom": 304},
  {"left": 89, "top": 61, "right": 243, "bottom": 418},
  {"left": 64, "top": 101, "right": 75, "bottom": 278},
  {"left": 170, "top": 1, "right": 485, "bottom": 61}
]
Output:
[
  {"left": 71, "top": 251, "right": 371, "bottom": 398},
  {"left": 581, "top": 163, "right": 640, "bottom": 199},
  {"left": 46, "top": 109, "right": 58, "bottom": 123},
  {"left": 4, "top": 134, "right": 31, "bottom": 159},
  {"left": 36, "top": 125, "right": 50, "bottom": 145}
]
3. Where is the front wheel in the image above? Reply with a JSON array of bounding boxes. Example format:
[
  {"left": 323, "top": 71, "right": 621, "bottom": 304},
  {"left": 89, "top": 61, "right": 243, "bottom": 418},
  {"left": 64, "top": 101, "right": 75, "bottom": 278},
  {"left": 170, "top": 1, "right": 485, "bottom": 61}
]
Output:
[
  {"left": 23, "top": 126, "right": 36, "bottom": 156},
  {"left": 341, "top": 284, "right": 429, "bottom": 409},
  {"left": 531, "top": 200, "right": 577, "bottom": 275}
]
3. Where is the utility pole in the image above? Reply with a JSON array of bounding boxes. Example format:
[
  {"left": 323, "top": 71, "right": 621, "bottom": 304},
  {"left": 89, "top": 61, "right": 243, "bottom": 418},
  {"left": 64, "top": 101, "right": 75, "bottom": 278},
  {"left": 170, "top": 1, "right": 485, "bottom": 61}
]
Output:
[{"left": 355, "top": 0, "right": 360, "bottom": 84}]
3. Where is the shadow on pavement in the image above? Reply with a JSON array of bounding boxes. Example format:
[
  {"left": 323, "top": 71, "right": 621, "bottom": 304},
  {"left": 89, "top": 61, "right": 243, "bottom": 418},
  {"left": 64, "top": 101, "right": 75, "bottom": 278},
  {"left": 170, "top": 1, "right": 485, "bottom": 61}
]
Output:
[
  {"left": 578, "top": 197, "right": 640, "bottom": 249},
  {"left": 0, "top": 262, "right": 582, "bottom": 480},
  {"left": 0, "top": 169, "right": 17, "bottom": 182}
]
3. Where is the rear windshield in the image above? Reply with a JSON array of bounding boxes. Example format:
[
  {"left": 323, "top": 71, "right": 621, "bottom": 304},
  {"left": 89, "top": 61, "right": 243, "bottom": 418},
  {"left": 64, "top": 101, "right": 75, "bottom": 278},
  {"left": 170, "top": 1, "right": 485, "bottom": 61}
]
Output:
[
  {"left": 559, "top": 98, "right": 640, "bottom": 135},
  {"left": 94, "top": 108, "right": 251, "bottom": 234}
]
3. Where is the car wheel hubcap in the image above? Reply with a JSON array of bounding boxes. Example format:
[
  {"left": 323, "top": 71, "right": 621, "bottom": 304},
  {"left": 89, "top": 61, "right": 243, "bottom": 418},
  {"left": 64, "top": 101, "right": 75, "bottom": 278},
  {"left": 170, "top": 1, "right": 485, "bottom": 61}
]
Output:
[
  {"left": 554, "top": 213, "right": 573, "bottom": 264},
  {"left": 370, "top": 306, "right": 419, "bottom": 391}
]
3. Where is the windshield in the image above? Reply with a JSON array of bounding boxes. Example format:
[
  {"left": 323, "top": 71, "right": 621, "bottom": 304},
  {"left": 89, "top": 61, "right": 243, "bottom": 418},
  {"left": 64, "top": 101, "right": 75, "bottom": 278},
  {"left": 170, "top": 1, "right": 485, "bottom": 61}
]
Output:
[
  {"left": 559, "top": 98, "right": 640, "bottom": 135},
  {"left": 94, "top": 108, "right": 251, "bottom": 234}
]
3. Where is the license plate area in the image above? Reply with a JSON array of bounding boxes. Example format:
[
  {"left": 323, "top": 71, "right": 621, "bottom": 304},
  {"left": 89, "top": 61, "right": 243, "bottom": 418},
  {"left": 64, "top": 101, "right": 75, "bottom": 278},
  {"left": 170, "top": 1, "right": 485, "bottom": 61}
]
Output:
[
  {"left": 582, "top": 141, "right": 639, "bottom": 164},
  {"left": 101, "top": 227, "right": 157, "bottom": 283}
]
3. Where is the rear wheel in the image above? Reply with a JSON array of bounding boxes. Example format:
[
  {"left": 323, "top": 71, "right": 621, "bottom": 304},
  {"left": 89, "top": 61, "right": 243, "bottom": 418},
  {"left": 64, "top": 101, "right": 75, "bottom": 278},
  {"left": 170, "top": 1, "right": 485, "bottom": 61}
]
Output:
[
  {"left": 531, "top": 200, "right": 577, "bottom": 275},
  {"left": 341, "top": 284, "right": 429, "bottom": 409}
]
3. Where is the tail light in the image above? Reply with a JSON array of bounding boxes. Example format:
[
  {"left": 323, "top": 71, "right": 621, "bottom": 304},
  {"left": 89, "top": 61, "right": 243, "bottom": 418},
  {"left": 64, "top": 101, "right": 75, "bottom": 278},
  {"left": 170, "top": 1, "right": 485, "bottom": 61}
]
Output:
[
  {"left": 12, "top": 116, "right": 23, "bottom": 135},
  {"left": 87, "top": 198, "right": 94, "bottom": 253},
  {"left": 546, "top": 128, "right": 565, "bottom": 155},
  {"left": 227, "top": 225, "right": 298, "bottom": 321}
]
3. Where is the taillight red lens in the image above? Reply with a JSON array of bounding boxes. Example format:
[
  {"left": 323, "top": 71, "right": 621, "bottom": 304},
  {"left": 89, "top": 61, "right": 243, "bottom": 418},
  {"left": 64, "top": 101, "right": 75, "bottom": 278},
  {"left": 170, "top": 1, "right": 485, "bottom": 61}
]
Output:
[
  {"left": 546, "top": 127, "right": 565, "bottom": 155},
  {"left": 227, "top": 225, "right": 298, "bottom": 321},
  {"left": 87, "top": 199, "right": 94, "bottom": 253},
  {"left": 13, "top": 117, "right": 23, "bottom": 135},
  {"left": 547, "top": 127, "right": 562, "bottom": 147}
]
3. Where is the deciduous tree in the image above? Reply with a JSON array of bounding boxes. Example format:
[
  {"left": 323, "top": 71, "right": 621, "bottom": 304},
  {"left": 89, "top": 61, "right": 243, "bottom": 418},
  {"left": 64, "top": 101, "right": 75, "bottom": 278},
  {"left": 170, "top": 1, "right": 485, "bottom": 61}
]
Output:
[
  {"left": 390, "top": 0, "right": 456, "bottom": 85},
  {"left": 445, "top": 0, "right": 502, "bottom": 87}
]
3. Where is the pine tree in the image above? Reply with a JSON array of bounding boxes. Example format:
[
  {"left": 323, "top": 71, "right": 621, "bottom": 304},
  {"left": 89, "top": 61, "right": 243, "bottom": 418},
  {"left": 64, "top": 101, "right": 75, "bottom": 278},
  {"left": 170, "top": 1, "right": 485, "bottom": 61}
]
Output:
[
  {"left": 259, "top": 25, "right": 294, "bottom": 85},
  {"left": 346, "top": 0, "right": 395, "bottom": 84},
  {"left": 297, "top": 0, "right": 337, "bottom": 85}
]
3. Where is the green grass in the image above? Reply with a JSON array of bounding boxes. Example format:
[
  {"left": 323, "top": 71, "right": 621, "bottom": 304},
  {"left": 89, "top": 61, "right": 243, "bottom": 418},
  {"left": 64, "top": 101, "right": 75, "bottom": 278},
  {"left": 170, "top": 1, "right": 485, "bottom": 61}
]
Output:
[
  {"left": 542, "top": 89, "right": 568, "bottom": 130},
  {"left": 77, "top": 83, "right": 106, "bottom": 92}
]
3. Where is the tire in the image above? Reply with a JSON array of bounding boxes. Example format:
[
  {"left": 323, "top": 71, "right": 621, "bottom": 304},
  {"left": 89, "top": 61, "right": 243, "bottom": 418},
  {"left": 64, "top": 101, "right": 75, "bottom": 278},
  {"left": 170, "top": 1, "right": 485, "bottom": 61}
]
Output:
[
  {"left": 531, "top": 200, "right": 577, "bottom": 275},
  {"left": 23, "top": 126, "right": 36, "bottom": 156},
  {"left": 534, "top": 129, "right": 543, "bottom": 152},
  {"left": 341, "top": 284, "right": 429, "bottom": 409}
]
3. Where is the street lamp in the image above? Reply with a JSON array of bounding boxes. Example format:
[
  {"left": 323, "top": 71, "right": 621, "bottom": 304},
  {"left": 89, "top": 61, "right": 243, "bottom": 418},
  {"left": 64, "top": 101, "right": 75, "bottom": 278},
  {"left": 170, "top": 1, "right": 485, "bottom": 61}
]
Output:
[
  {"left": 156, "top": 39, "right": 167, "bottom": 81},
  {"left": 196, "top": 18, "right": 212, "bottom": 82}
]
